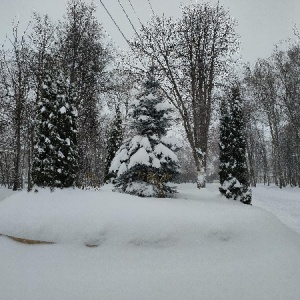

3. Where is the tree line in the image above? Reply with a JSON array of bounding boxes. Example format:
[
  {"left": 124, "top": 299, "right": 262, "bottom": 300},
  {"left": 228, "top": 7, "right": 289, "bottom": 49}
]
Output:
[
  {"left": 0, "top": 0, "right": 114, "bottom": 190},
  {"left": 0, "top": 0, "right": 299, "bottom": 194},
  {"left": 244, "top": 36, "right": 300, "bottom": 188}
]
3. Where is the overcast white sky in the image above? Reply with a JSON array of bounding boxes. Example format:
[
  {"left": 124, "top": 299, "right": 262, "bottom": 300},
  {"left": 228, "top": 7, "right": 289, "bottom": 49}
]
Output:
[{"left": 0, "top": 0, "right": 299, "bottom": 63}]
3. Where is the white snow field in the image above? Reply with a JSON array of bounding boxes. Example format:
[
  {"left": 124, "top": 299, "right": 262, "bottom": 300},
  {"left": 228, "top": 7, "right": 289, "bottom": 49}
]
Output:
[
  {"left": 252, "top": 184, "right": 300, "bottom": 234},
  {"left": 0, "top": 184, "right": 300, "bottom": 300},
  {"left": 0, "top": 187, "right": 15, "bottom": 202}
]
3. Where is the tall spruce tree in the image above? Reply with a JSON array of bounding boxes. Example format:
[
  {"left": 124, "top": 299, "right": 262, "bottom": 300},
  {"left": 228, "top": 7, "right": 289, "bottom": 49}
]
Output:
[
  {"left": 32, "top": 68, "right": 78, "bottom": 189},
  {"left": 104, "top": 105, "right": 123, "bottom": 182},
  {"left": 219, "top": 86, "right": 252, "bottom": 204},
  {"left": 59, "top": 0, "right": 111, "bottom": 187},
  {"left": 109, "top": 72, "right": 181, "bottom": 197}
]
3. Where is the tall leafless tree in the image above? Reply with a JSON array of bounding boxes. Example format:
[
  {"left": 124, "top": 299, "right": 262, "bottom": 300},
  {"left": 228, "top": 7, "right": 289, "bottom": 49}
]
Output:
[
  {"left": 244, "top": 38, "right": 300, "bottom": 187},
  {"left": 0, "top": 23, "right": 31, "bottom": 190},
  {"left": 131, "top": 2, "right": 239, "bottom": 188}
]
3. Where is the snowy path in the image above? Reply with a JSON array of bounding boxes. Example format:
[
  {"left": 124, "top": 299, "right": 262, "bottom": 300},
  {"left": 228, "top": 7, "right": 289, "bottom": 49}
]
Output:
[
  {"left": 251, "top": 184, "right": 300, "bottom": 234},
  {"left": 206, "top": 183, "right": 300, "bottom": 235}
]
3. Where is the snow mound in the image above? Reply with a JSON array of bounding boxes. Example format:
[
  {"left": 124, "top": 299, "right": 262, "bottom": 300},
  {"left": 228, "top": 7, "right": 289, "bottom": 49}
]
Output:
[
  {"left": 0, "top": 184, "right": 300, "bottom": 299},
  {"left": 0, "top": 184, "right": 298, "bottom": 250}
]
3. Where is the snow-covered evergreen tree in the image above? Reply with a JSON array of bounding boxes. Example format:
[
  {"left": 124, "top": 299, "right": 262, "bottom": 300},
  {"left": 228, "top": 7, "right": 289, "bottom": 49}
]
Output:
[
  {"left": 32, "top": 69, "right": 78, "bottom": 189},
  {"left": 109, "top": 72, "right": 181, "bottom": 197},
  {"left": 219, "top": 86, "right": 252, "bottom": 204},
  {"left": 104, "top": 105, "right": 123, "bottom": 182}
]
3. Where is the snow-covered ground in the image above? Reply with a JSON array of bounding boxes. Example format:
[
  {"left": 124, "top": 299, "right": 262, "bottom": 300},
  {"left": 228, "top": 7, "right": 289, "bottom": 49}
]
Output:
[
  {"left": 252, "top": 184, "right": 300, "bottom": 234},
  {"left": 0, "top": 184, "right": 299, "bottom": 300},
  {"left": 0, "top": 187, "right": 15, "bottom": 202}
]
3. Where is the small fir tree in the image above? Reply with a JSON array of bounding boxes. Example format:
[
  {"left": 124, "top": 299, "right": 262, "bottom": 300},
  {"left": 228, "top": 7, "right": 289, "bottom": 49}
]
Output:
[
  {"left": 109, "top": 72, "right": 181, "bottom": 197},
  {"left": 32, "top": 69, "right": 78, "bottom": 189},
  {"left": 104, "top": 105, "right": 123, "bottom": 182},
  {"left": 219, "top": 86, "right": 252, "bottom": 204}
]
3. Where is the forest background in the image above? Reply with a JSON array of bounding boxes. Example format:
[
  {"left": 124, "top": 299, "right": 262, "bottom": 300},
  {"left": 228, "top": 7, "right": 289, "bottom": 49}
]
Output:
[{"left": 0, "top": 0, "right": 299, "bottom": 190}]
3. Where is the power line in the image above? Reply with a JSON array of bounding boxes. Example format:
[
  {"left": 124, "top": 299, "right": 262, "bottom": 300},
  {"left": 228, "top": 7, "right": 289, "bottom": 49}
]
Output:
[
  {"left": 147, "top": 0, "right": 155, "bottom": 15},
  {"left": 98, "top": 0, "right": 131, "bottom": 46},
  {"left": 117, "top": 0, "right": 140, "bottom": 38},
  {"left": 124, "top": 0, "right": 162, "bottom": 72},
  {"left": 98, "top": 0, "right": 147, "bottom": 69},
  {"left": 126, "top": 0, "right": 143, "bottom": 26}
]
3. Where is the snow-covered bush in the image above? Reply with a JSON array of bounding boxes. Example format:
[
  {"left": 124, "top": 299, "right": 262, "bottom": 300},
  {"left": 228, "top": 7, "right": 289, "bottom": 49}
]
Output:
[
  {"left": 109, "top": 72, "right": 181, "bottom": 197},
  {"left": 219, "top": 86, "right": 252, "bottom": 204}
]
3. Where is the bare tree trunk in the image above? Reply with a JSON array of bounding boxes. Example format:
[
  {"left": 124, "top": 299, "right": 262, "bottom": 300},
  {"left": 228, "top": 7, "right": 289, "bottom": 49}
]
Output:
[{"left": 12, "top": 110, "right": 22, "bottom": 190}]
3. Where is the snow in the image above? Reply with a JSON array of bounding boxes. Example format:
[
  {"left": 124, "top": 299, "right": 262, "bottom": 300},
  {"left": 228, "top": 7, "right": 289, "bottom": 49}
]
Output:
[
  {"left": 145, "top": 93, "right": 156, "bottom": 100},
  {"left": 128, "top": 147, "right": 150, "bottom": 169},
  {"left": 140, "top": 137, "right": 152, "bottom": 151},
  {"left": 161, "top": 136, "right": 183, "bottom": 149},
  {"left": 117, "top": 162, "right": 127, "bottom": 176},
  {"left": 71, "top": 107, "right": 78, "bottom": 117},
  {"left": 59, "top": 106, "right": 66, "bottom": 114},
  {"left": 36, "top": 146, "right": 44, "bottom": 153},
  {"left": 129, "top": 135, "right": 143, "bottom": 153},
  {"left": 0, "top": 188, "right": 15, "bottom": 202},
  {"left": 152, "top": 157, "right": 161, "bottom": 168},
  {"left": 130, "top": 99, "right": 140, "bottom": 107},
  {"left": 155, "top": 101, "right": 173, "bottom": 111},
  {"left": 110, "top": 135, "right": 179, "bottom": 174},
  {"left": 138, "top": 115, "right": 149, "bottom": 121},
  {"left": 154, "top": 143, "right": 179, "bottom": 162},
  {"left": 109, "top": 148, "right": 128, "bottom": 172},
  {"left": 57, "top": 150, "right": 65, "bottom": 158},
  {"left": 221, "top": 177, "right": 242, "bottom": 189},
  {"left": 252, "top": 184, "right": 300, "bottom": 234},
  {"left": 125, "top": 181, "right": 155, "bottom": 197},
  {"left": 0, "top": 184, "right": 300, "bottom": 300}
]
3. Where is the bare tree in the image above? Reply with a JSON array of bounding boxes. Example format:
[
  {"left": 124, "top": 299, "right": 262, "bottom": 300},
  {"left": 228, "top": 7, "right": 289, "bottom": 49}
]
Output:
[
  {"left": 0, "top": 23, "right": 31, "bottom": 190},
  {"left": 245, "top": 60, "right": 286, "bottom": 187},
  {"left": 273, "top": 45, "right": 300, "bottom": 186},
  {"left": 131, "top": 2, "right": 239, "bottom": 188},
  {"left": 244, "top": 38, "right": 300, "bottom": 187},
  {"left": 273, "top": 46, "right": 300, "bottom": 138}
]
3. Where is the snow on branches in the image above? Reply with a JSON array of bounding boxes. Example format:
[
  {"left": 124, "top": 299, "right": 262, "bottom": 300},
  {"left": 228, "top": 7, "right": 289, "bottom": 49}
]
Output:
[
  {"left": 219, "top": 86, "right": 252, "bottom": 205},
  {"left": 110, "top": 72, "right": 181, "bottom": 197}
]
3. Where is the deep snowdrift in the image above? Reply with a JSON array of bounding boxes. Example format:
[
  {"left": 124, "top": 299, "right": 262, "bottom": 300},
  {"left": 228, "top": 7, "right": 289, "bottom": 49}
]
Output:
[{"left": 0, "top": 184, "right": 300, "bottom": 300}]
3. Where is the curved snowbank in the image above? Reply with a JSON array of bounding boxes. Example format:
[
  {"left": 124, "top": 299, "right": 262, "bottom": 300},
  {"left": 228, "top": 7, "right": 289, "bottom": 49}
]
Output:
[{"left": 0, "top": 184, "right": 299, "bottom": 249}]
